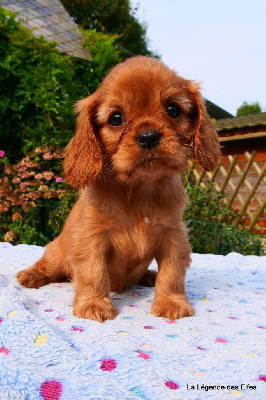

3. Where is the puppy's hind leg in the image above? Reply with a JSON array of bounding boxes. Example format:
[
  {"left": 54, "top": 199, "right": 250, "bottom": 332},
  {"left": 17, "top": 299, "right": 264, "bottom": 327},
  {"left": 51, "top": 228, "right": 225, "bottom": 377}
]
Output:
[
  {"left": 17, "top": 238, "right": 70, "bottom": 288},
  {"left": 138, "top": 270, "right": 157, "bottom": 287}
]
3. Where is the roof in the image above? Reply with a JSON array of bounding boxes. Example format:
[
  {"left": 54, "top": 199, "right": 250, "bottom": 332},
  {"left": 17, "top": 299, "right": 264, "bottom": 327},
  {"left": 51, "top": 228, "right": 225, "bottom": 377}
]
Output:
[
  {"left": 1, "top": 0, "right": 91, "bottom": 61},
  {"left": 205, "top": 100, "right": 233, "bottom": 120},
  {"left": 216, "top": 112, "right": 266, "bottom": 132}
]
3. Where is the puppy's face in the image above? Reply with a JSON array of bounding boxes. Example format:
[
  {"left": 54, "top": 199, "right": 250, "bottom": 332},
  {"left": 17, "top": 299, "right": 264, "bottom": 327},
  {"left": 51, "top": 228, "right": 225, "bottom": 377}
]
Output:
[
  {"left": 64, "top": 57, "right": 221, "bottom": 188},
  {"left": 96, "top": 61, "right": 197, "bottom": 183}
]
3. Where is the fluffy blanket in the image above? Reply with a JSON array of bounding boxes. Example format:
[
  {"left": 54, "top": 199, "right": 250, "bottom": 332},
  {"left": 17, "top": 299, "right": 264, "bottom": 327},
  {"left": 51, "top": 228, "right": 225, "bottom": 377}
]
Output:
[{"left": 0, "top": 242, "right": 265, "bottom": 400}]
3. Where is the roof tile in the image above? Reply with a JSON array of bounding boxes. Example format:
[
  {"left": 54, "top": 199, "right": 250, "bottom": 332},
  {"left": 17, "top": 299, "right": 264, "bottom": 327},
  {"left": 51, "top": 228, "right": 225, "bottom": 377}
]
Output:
[
  {"left": 2, "top": 0, "right": 91, "bottom": 61},
  {"left": 216, "top": 113, "right": 266, "bottom": 132}
]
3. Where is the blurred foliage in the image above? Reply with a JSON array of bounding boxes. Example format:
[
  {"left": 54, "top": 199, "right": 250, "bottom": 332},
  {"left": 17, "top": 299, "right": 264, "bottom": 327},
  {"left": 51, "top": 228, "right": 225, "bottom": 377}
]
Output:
[
  {"left": 236, "top": 101, "right": 262, "bottom": 117},
  {"left": 61, "top": 0, "right": 157, "bottom": 56}
]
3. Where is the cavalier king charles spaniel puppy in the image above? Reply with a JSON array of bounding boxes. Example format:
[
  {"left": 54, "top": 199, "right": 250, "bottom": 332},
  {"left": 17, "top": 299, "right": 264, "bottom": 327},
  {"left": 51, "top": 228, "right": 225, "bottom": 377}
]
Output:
[{"left": 17, "top": 56, "right": 221, "bottom": 322}]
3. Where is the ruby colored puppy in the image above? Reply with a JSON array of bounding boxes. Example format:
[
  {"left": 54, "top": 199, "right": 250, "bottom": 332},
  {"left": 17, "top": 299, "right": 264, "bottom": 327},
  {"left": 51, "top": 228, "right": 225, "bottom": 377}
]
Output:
[{"left": 17, "top": 56, "right": 221, "bottom": 322}]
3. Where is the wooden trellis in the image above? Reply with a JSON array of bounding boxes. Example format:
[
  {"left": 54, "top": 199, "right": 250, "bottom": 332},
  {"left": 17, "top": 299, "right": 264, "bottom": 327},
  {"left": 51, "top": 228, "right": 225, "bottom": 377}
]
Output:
[{"left": 185, "top": 151, "right": 266, "bottom": 233}]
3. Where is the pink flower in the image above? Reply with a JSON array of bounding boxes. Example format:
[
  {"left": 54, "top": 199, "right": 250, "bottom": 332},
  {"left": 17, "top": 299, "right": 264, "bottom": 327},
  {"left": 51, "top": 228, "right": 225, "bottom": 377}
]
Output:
[
  {"left": 28, "top": 192, "right": 40, "bottom": 200},
  {"left": 34, "top": 147, "right": 43, "bottom": 153},
  {"left": 43, "top": 153, "right": 53, "bottom": 160},
  {"left": 43, "top": 171, "right": 54, "bottom": 180},
  {"left": 4, "top": 165, "right": 12, "bottom": 175},
  {"left": 0, "top": 150, "right": 5, "bottom": 158},
  {"left": 56, "top": 177, "right": 63, "bottom": 183},
  {"left": 19, "top": 182, "right": 29, "bottom": 192},
  {"left": 18, "top": 171, "right": 31, "bottom": 179},
  {"left": 38, "top": 185, "right": 49, "bottom": 192},
  {"left": 12, "top": 212, "right": 22, "bottom": 222},
  {"left": 53, "top": 152, "right": 63, "bottom": 159}
]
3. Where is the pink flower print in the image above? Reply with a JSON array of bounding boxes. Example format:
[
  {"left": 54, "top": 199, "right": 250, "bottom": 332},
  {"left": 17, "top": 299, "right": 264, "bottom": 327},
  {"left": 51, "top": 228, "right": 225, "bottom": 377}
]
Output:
[
  {"left": 100, "top": 358, "right": 117, "bottom": 371},
  {"left": 136, "top": 351, "right": 150, "bottom": 360},
  {"left": 19, "top": 182, "right": 29, "bottom": 192},
  {"left": 215, "top": 338, "right": 228, "bottom": 344},
  {"left": 0, "top": 150, "right": 5, "bottom": 158},
  {"left": 0, "top": 347, "right": 9, "bottom": 355},
  {"left": 165, "top": 380, "right": 179, "bottom": 389},
  {"left": 40, "top": 380, "right": 63, "bottom": 400}
]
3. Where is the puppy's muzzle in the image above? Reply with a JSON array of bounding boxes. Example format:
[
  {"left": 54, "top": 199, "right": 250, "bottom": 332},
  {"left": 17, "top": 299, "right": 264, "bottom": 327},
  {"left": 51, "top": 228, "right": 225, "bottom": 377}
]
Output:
[{"left": 137, "top": 130, "right": 161, "bottom": 150}]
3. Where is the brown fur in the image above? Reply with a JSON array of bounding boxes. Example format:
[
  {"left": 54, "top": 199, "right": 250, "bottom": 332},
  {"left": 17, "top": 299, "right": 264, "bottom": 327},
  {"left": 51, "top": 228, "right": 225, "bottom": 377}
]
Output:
[{"left": 17, "top": 56, "right": 221, "bottom": 322}]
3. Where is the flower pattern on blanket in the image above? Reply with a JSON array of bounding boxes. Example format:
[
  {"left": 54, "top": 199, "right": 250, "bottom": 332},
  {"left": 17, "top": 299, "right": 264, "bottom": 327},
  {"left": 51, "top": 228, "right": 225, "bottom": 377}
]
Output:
[{"left": 0, "top": 243, "right": 265, "bottom": 399}]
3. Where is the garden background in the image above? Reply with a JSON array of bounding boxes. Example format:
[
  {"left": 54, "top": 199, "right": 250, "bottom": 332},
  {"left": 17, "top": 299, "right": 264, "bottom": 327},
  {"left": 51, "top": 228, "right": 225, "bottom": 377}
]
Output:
[{"left": 0, "top": 3, "right": 264, "bottom": 255}]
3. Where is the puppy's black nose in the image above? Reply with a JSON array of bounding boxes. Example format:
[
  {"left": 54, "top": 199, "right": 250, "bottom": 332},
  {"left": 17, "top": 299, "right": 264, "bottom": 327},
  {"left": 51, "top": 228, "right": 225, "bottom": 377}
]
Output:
[{"left": 137, "top": 130, "right": 161, "bottom": 150}]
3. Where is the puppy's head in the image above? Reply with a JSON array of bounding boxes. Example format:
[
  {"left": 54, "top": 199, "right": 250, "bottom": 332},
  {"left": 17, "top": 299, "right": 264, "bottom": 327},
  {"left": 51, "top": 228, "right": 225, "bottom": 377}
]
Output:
[{"left": 64, "top": 56, "right": 221, "bottom": 188}]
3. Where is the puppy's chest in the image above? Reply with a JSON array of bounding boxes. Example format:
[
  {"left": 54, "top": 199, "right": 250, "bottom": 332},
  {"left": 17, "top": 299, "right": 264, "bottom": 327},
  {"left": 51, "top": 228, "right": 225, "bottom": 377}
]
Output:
[{"left": 112, "top": 215, "right": 161, "bottom": 259}]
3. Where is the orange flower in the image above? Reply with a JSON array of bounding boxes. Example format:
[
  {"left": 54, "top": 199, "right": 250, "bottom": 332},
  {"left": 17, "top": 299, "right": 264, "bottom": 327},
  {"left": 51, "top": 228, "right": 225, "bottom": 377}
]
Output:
[{"left": 4, "top": 231, "right": 16, "bottom": 242}]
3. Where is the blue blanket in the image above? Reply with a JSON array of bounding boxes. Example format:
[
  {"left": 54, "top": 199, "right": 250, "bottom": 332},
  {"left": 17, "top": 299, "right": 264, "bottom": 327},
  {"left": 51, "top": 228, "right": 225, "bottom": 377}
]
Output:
[{"left": 0, "top": 242, "right": 265, "bottom": 399}]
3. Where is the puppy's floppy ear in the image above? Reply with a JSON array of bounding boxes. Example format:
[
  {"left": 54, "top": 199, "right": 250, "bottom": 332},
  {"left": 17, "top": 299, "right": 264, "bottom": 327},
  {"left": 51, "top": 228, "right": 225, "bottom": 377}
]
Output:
[
  {"left": 190, "top": 84, "right": 221, "bottom": 171},
  {"left": 63, "top": 94, "right": 103, "bottom": 188}
]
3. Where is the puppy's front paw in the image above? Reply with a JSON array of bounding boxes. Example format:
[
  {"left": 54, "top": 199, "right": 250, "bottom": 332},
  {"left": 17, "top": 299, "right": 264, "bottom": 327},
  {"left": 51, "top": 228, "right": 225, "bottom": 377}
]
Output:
[
  {"left": 73, "top": 297, "right": 118, "bottom": 322},
  {"left": 151, "top": 294, "right": 194, "bottom": 320},
  {"left": 17, "top": 269, "right": 47, "bottom": 288}
]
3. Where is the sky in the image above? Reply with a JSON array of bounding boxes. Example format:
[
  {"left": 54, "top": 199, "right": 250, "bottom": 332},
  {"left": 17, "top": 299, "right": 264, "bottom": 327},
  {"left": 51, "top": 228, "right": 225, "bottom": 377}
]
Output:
[{"left": 131, "top": 0, "right": 266, "bottom": 116}]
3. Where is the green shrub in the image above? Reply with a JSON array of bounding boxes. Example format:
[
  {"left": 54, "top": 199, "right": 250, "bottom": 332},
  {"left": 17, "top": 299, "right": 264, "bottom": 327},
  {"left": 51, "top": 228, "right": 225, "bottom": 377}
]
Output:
[
  {"left": 184, "top": 182, "right": 263, "bottom": 255},
  {"left": 0, "top": 6, "right": 123, "bottom": 160},
  {"left": 6, "top": 219, "right": 49, "bottom": 246},
  {"left": 0, "top": 6, "right": 125, "bottom": 244},
  {"left": 0, "top": 7, "right": 75, "bottom": 159},
  {"left": 187, "top": 220, "right": 262, "bottom": 256},
  {"left": 184, "top": 182, "right": 236, "bottom": 224},
  {"left": 80, "top": 29, "right": 124, "bottom": 92}
]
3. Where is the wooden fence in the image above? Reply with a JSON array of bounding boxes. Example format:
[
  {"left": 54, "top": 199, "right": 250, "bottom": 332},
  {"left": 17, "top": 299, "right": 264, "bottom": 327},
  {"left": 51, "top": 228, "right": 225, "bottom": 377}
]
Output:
[{"left": 185, "top": 151, "right": 266, "bottom": 234}]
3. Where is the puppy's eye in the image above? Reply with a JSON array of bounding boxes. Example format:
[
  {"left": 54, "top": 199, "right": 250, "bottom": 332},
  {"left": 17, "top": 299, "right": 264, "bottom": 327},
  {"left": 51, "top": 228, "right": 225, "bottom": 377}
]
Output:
[
  {"left": 167, "top": 104, "right": 181, "bottom": 119},
  {"left": 108, "top": 112, "right": 124, "bottom": 126}
]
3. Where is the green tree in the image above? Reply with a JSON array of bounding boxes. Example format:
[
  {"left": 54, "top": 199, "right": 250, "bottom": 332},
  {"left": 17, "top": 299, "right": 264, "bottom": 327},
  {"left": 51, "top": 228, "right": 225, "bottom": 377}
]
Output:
[
  {"left": 236, "top": 101, "right": 262, "bottom": 117},
  {"left": 60, "top": 0, "right": 156, "bottom": 56}
]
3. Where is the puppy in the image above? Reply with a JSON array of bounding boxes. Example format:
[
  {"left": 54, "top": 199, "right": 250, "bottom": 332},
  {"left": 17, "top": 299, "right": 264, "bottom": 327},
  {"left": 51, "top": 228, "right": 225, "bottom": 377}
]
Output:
[{"left": 17, "top": 56, "right": 221, "bottom": 322}]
